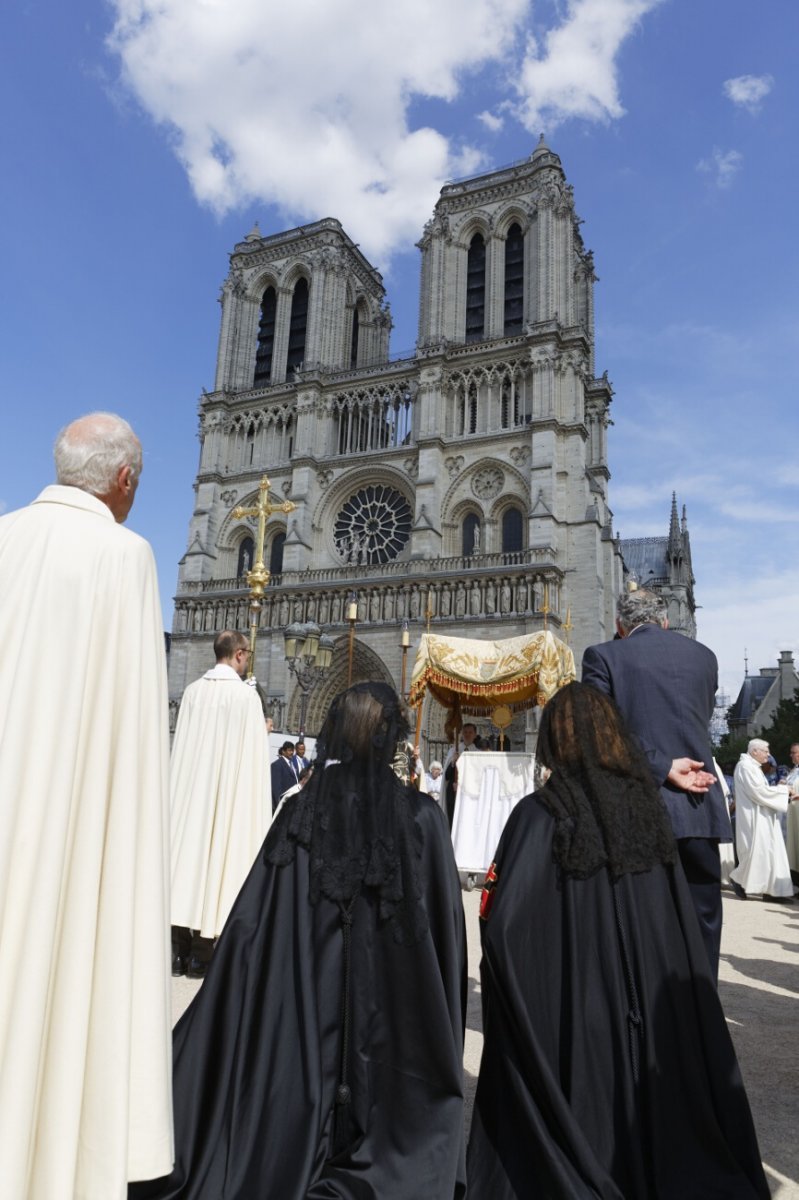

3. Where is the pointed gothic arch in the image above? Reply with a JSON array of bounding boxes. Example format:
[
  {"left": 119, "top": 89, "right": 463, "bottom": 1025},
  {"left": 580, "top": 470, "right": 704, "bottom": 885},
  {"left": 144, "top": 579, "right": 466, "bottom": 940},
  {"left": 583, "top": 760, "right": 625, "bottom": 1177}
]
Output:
[{"left": 287, "top": 636, "right": 395, "bottom": 734}]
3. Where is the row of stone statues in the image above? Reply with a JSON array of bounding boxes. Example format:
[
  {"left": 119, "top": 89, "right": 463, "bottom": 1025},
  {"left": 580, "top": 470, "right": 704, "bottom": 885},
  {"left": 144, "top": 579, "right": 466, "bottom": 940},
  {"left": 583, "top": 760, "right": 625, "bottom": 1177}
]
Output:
[{"left": 174, "top": 574, "right": 561, "bottom": 634}]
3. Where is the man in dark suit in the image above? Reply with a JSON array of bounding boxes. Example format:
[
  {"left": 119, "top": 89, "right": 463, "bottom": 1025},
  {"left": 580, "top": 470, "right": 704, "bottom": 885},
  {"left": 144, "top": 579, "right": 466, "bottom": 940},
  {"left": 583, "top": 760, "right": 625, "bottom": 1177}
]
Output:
[
  {"left": 582, "top": 589, "right": 731, "bottom": 980},
  {"left": 270, "top": 741, "right": 298, "bottom": 814},
  {"left": 291, "top": 740, "right": 310, "bottom": 775}
]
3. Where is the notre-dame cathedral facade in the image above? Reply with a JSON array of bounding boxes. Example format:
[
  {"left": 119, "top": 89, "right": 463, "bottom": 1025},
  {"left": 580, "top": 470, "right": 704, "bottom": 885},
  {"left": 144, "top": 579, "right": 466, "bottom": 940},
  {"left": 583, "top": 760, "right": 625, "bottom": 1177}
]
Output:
[{"left": 168, "top": 137, "right": 625, "bottom": 748}]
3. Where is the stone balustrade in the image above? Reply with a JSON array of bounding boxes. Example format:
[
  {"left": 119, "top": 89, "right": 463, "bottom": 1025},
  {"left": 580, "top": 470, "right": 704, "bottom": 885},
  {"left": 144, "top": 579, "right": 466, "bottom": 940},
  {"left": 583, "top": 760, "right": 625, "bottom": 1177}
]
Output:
[{"left": 173, "top": 567, "right": 563, "bottom": 636}]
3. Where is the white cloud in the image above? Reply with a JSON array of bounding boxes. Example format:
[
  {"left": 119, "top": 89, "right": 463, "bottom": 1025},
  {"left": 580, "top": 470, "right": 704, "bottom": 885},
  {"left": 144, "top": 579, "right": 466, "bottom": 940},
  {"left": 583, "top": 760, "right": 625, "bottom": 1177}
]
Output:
[
  {"left": 698, "top": 570, "right": 799, "bottom": 704},
  {"left": 108, "top": 0, "right": 529, "bottom": 263},
  {"left": 514, "top": 0, "right": 663, "bottom": 130},
  {"left": 723, "top": 73, "right": 774, "bottom": 113},
  {"left": 477, "top": 110, "right": 505, "bottom": 132},
  {"left": 697, "top": 147, "right": 743, "bottom": 189},
  {"left": 107, "top": 0, "right": 663, "bottom": 263},
  {"left": 716, "top": 499, "right": 799, "bottom": 524}
]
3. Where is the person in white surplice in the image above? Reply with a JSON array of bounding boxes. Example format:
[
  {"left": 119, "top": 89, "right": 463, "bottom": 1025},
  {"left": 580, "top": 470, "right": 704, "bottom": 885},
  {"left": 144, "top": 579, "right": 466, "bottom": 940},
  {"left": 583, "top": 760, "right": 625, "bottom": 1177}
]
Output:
[
  {"left": 730, "top": 739, "right": 795, "bottom": 900},
  {"left": 0, "top": 413, "right": 173, "bottom": 1200},
  {"left": 170, "top": 630, "right": 271, "bottom": 978}
]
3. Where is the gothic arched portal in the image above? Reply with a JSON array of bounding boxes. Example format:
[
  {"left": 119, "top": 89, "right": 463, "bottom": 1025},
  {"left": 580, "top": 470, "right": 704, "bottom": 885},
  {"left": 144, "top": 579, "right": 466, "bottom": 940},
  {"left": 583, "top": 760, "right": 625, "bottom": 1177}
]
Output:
[{"left": 287, "top": 636, "right": 396, "bottom": 736}]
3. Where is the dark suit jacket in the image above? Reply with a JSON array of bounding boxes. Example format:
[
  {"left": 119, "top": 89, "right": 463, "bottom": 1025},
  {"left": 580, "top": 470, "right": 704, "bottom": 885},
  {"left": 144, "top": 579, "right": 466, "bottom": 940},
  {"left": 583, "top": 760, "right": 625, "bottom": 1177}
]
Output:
[
  {"left": 582, "top": 624, "right": 730, "bottom": 840},
  {"left": 270, "top": 756, "right": 298, "bottom": 813}
]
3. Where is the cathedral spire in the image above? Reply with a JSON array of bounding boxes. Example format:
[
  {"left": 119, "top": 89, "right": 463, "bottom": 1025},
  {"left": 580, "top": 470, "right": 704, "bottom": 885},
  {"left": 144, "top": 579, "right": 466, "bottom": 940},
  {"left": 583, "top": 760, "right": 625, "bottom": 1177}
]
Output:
[
  {"left": 668, "top": 492, "right": 681, "bottom": 556},
  {"left": 531, "top": 132, "right": 549, "bottom": 160}
]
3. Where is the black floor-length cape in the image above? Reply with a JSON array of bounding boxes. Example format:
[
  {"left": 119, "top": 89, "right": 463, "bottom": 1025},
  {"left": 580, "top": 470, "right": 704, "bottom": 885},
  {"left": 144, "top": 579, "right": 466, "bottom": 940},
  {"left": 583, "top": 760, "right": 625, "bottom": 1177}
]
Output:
[
  {"left": 466, "top": 796, "right": 769, "bottom": 1200},
  {"left": 131, "top": 788, "right": 467, "bottom": 1200}
]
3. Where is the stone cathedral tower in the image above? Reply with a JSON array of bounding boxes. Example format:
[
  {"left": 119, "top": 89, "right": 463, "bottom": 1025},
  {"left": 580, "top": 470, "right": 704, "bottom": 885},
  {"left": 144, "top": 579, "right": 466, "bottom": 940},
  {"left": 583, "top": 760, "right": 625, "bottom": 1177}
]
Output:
[{"left": 169, "top": 137, "right": 623, "bottom": 750}]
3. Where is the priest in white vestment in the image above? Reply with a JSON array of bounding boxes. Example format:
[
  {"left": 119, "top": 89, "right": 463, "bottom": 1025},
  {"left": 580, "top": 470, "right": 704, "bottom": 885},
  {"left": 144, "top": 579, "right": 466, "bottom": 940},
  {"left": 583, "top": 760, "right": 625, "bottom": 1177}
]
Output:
[
  {"left": 170, "top": 630, "right": 271, "bottom": 975},
  {"left": 730, "top": 739, "right": 794, "bottom": 899},
  {"left": 0, "top": 414, "right": 173, "bottom": 1200}
]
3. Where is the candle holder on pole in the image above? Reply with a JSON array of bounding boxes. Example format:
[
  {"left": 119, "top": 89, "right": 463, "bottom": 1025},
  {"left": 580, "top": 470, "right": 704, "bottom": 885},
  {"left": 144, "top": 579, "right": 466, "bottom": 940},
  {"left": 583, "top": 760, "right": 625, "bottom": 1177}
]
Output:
[{"left": 346, "top": 592, "right": 358, "bottom": 686}]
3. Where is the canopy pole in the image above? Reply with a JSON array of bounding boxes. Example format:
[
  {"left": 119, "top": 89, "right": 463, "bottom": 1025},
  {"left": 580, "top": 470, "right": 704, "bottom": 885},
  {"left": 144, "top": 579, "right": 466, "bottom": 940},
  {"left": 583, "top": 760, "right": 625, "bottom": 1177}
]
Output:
[{"left": 414, "top": 700, "right": 423, "bottom": 751}]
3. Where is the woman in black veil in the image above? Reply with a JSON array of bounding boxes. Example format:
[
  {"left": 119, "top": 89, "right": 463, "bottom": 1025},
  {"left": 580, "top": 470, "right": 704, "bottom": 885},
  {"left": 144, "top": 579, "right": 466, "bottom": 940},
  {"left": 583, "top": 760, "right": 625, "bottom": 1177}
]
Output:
[
  {"left": 467, "top": 681, "right": 768, "bottom": 1200},
  {"left": 132, "top": 681, "right": 466, "bottom": 1199}
]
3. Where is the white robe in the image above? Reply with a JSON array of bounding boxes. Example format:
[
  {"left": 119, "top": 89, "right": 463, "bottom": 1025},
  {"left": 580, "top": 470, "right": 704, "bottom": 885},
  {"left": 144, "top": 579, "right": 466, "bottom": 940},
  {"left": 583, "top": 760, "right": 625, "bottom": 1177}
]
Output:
[
  {"left": 170, "top": 665, "right": 271, "bottom": 937},
  {"left": 730, "top": 753, "right": 792, "bottom": 898},
  {"left": 0, "top": 486, "right": 173, "bottom": 1199}
]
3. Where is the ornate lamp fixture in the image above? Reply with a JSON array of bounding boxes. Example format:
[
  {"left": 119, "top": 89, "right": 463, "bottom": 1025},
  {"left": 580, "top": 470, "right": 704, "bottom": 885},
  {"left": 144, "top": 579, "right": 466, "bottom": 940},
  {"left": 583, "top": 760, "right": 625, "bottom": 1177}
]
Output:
[{"left": 283, "top": 621, "right": 334, "bottom": 734}]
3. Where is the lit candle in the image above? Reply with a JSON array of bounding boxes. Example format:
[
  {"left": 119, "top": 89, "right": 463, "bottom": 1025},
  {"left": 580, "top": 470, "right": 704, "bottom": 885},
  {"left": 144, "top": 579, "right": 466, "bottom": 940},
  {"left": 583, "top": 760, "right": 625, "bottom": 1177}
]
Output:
[
  {"left": 401, "top": 629, "right": 410, "bottom": 648},
  {"left": 347, "top": 601, "right": 357, "bottom": 621}
]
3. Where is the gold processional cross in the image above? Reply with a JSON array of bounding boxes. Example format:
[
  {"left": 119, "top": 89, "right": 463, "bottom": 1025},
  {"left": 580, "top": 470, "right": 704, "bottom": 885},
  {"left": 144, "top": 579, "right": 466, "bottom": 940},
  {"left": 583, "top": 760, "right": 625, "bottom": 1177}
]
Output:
[{"left": 232, "top": 475, "right": 296, "bottom": 679}]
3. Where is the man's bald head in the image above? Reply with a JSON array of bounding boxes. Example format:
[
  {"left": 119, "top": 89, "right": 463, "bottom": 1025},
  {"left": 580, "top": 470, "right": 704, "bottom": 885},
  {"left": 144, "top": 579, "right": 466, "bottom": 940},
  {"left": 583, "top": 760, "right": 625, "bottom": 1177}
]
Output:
[{"left": 54, "top": 413, "right": 143, "bottom": 523}]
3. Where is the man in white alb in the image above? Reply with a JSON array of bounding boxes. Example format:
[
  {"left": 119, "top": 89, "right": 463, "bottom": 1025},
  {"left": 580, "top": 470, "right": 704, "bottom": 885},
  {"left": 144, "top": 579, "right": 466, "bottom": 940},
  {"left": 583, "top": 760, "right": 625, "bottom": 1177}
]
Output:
[
  {"left": 0, "top": 413, "right": 173, "bottom": 1199},
  {"left": 170, "top": 630, "right": 271, "bottom": 977},
  {"left": 731, "top": 739, "right": 795, "bottom": 900}
]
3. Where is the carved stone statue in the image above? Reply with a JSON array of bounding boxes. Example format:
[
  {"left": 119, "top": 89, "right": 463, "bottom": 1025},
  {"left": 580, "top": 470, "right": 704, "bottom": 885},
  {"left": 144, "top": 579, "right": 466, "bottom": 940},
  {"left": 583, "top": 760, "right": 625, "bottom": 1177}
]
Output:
[
  {"left": 440, "top": 585, "right": 451, "bottom": 618},
  {"left": 383, "top": 590, "right": 395, "bottom": 620},
  {"left": 331, "top": 594, "right": 342, "bottom": 623},
  {"left": 455, "top": 583, "right": 466, "bottom": 618},
  {"left": 472, "top": 524, "right": 481, "bottom": 555},
  {"left": 370, "top": 591, "right": 381, "bottom": 622},
  {"left": 319, "top": 593, "right": 330, "bottom": 624},
  {"left": 409, "top": 587, "right": 420, "bottom": 619},
  {"left": 486, "top": 582, "right": 496, "bottom": 614},
  {"left": 500, "top": 581, "right": 512, "bottom": 614},
  {"left": 469, "top": 582, "right": 481, "bottom": 616}
]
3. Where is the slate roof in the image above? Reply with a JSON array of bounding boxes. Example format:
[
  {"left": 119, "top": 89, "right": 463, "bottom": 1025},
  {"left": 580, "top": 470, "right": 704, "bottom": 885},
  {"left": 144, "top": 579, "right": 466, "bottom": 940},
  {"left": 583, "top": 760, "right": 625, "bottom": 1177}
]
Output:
[
  {"left": 618, "top": 536, "right": 670, "bottom": 587},
  {"left": 728, "top": 675, "right": 774, "bottom": 724}
]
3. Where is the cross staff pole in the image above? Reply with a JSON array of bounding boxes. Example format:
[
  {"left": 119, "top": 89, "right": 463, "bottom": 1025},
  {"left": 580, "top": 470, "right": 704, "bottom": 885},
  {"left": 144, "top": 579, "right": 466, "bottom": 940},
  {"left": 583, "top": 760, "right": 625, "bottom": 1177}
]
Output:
[{"left": 232, "top": 475, "right": 296, "bottom": 679}]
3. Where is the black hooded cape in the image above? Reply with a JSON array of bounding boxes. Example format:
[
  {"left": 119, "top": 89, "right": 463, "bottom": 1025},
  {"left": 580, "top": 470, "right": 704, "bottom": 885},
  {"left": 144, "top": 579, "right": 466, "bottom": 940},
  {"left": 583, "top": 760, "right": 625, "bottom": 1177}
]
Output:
[
  {"left": 466, "top": 795, "right": 769, "bottom": 1200},
  {"left": 130, "top": 779, "right": 467, "bottom": 1199}
]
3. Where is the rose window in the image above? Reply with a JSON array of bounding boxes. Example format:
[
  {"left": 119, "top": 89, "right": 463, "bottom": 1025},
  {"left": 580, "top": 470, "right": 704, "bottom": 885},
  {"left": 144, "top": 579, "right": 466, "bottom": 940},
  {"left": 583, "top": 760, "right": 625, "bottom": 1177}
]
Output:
[{"left": 335, "top": 486, "right": 412, "bottom": 565}]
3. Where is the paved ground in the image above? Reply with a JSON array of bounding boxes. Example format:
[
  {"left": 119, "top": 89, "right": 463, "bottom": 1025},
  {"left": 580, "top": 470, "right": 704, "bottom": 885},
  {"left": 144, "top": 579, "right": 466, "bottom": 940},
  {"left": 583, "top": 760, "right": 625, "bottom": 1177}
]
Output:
[{"left": 174, "top": 882, "right": 799, "bottom": 1197}]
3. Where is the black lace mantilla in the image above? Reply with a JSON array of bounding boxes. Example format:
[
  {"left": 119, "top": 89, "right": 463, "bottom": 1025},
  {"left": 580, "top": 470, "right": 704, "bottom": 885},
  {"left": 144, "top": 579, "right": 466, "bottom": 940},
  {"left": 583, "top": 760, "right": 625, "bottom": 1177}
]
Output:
[
  {"left": 266, "top": 682, "right": 429, "bottom": 945},
  {"left": 535, "top": 682, "right": 677, "bottom": 882}
]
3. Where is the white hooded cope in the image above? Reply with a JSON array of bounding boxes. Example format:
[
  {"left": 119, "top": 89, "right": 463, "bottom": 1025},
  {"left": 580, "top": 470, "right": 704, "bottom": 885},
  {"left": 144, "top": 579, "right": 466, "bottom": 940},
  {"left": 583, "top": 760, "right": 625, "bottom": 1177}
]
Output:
[
  {"left": 170, "top": 664, "right": 271, "bottom": 937},
  {"left": 0, "top": 485, "right": 173, "bottom": 1199}
]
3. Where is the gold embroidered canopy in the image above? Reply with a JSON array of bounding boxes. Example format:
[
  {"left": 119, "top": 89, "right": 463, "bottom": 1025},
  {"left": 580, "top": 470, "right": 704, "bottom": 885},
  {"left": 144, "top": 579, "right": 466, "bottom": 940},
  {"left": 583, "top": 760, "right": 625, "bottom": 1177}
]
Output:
[{"left": 408, "top": 630, "right": 576, "bottom": 723}]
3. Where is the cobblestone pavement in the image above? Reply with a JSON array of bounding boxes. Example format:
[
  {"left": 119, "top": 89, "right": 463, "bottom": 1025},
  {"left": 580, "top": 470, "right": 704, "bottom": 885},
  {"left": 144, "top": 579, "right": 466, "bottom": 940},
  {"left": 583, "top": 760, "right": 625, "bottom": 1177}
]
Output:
[{"left": 173, "top": 882, "right": 799, "bottom": 1197}]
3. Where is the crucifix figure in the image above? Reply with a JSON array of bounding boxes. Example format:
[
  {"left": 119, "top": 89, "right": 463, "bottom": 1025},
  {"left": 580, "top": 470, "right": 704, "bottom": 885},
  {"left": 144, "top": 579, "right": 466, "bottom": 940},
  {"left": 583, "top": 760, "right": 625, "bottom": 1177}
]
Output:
[{"left": 232, "top": 476, "right": 296, "bottom": 677}]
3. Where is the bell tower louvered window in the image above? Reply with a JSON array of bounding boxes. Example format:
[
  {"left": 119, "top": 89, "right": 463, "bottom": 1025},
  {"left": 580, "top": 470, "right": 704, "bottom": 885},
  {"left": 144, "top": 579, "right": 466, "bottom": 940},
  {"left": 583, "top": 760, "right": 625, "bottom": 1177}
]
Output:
[
  {"left": 269, "top": 532, "right": 285, "bottom": 577},
  {"left": 465, "top": 233, "right": 486, "bottom": 342},
  {"left": 254, "top": 286, "right": 277, "bottom": 387},
  {"left": 350, "top": 306, "right": 360, "bottom": 369},
  {"left": 504, "top": 224, "right": 524, "bottom": 335},
  {"left": 502, "top": 507, "right": 523, "bottom": 554},
  {"left": 286, "top": 278, "right": 309, "bottom": 374}
]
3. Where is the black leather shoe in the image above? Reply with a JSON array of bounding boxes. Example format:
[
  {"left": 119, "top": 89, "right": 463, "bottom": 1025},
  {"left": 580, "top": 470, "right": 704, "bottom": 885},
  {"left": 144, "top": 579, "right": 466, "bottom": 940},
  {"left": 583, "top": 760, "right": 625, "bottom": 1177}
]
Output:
[
  {"left": 171, "top": 951, "right": 188, "bottom": 977},
  {"left": 187, "top": 956, "right": 209, "bottom": 979}
]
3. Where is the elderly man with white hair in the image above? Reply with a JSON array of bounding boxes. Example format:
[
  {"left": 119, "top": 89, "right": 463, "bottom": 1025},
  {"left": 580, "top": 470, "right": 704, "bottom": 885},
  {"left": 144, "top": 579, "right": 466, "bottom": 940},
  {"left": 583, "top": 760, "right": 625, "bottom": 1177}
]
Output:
[
  {"left": 730, "top": 738, "right": 795, "bottom": 900},
  {"left": 0, "top": 414, "right": 173, "bottom": 1198}
]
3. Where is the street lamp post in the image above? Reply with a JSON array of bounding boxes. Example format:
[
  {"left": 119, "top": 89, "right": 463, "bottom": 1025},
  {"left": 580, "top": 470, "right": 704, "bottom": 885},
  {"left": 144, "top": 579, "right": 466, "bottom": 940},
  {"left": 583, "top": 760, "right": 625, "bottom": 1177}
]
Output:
[{"left": 283, "top": 621, "right": 334, "bottom": 735}]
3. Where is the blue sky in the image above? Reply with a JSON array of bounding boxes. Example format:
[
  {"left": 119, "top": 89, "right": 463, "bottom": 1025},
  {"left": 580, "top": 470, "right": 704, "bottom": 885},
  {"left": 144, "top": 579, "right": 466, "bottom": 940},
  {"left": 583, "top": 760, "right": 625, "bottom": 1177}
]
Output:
[{"left": 2, "top": 0, "right": 797, "bottom": 707}]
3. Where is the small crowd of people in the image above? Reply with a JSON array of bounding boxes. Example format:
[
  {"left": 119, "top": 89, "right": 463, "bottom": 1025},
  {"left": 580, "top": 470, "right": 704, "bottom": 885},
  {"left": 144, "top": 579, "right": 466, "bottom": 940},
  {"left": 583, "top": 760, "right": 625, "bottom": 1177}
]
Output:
[{"left": 0, "top": 413, "right": 783, "bottom": 1198}]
